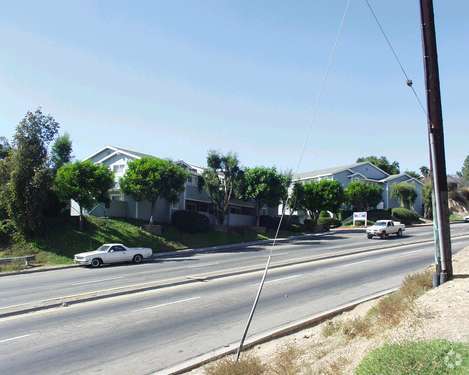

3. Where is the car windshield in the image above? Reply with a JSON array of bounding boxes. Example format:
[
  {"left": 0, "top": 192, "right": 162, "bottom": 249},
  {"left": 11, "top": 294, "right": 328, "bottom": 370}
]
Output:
[
  {"left": 97, "top": 245, "right": 110, "bottom": 252},
  {"left": 375, "top": 221, "right": 387, "bottom": 226}
]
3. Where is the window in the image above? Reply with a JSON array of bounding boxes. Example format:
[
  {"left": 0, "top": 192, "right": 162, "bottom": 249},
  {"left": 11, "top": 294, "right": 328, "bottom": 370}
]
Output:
[
  {"left": 186, "top": 175, "right": 198, "bottom": 185},
  {"left": 110, "top": 246, "right": 126, "bottom": 252},
  {"left": 113, "top": 164, "right": 125, "bottom": 174},
  {"left": 110, "top": 194, "right": 123, "bottom": 201}
]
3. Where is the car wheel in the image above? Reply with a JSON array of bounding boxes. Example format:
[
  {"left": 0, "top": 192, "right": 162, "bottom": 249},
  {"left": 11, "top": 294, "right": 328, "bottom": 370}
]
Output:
[
  {"left": 133, "top": 254, "right": 143, "bottom": 264},
  {"left": 397, "top": 229, "right": 403, "bottom": 237},
  {"left": 367, "top": 234, "right": 373, "bottom": 239},
  {"left": 90, "top": 258, "right": 102, "bottom": 268}
]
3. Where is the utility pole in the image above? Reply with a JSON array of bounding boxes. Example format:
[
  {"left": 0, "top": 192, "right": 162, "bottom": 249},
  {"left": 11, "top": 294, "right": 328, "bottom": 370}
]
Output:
[{"left": 419, "top": 0, "right": 453, "bottom": 282}]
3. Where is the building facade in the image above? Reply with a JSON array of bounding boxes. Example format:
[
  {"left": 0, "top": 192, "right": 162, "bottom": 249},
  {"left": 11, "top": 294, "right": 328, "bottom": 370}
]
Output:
[
  {"left": 71, "top": 146, "right": 273, "bottom": 226},
  {"left": 293, "top": 162, "right": 424, "bottom": 215}
]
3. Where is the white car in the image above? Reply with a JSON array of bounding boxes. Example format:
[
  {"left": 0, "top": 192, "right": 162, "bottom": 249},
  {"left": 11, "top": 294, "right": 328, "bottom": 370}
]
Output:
[
  {"left": 366, "top": 220, "right": 405, "bottom": 239},
  {"left": 74, "top": 244, "right": 153, "bottom": 268},
  {"left": 465, "top": 215, "right": 469, "bottom": 223}
]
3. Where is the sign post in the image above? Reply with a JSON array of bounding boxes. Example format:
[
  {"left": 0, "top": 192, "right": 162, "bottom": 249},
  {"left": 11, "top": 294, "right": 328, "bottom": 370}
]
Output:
[{"left": 353, "top": 212, "right": 368, "bottom": 227}]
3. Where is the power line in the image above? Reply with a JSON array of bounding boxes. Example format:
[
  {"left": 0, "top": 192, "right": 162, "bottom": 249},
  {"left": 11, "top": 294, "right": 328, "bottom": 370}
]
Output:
[
  {"left": 235, "top": 0, "right": 352, "bottom": 362},
  {"left": 363, "top": 0, "right": 427, "bottom": 117}
]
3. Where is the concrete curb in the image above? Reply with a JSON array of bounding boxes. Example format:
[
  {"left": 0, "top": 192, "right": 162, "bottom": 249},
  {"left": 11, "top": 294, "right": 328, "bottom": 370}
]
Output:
[
  {"left": 3, "top": 234, "right": 467, "bottom": 319},
  {"left": 157, "top": 288, "right": 398, "bottom": 375},
  {"left": 0, "top": 233, "right": 330, "bottom": 278}
]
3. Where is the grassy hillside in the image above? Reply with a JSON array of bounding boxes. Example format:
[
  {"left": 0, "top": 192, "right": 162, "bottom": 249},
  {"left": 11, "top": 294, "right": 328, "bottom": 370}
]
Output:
[{"left": 0, "top": 216, "right": 270, "bottom": 267}]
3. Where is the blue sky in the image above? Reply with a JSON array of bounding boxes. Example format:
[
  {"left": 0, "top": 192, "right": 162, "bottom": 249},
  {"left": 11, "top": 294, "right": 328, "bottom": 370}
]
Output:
[{"left": 0, "top": 1, "right": 467, "bottom": 174}]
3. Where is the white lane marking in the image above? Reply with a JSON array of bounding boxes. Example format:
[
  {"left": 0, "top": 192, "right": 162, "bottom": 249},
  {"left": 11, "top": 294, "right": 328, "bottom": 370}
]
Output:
[
  {"left": 0, "top": 334, "right": 32, "bottom": 344},
  {"left": 69, "top": 276, "right": 124, "bottom": 286},
  {"left": 187, "top": 262, "right": 220, "bottom": 269},
  {"left": 262, "top": 274, "right": 303, "bottom": 285},
  {"left": 271, "top": 252, "right": 289, "bottom": 257},
  {"left": 133, "top": 296, "right": 201, "bottom": 312}
]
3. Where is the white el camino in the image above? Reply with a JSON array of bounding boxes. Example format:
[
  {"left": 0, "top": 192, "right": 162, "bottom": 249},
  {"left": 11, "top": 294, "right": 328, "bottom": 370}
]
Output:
[{"left": 74, "top": 244, "right": 153, "bottom": 268}]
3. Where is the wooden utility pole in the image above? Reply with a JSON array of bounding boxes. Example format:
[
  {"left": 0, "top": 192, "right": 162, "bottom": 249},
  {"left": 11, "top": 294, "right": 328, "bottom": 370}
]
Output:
[{"left": 419, "top": 0, "right": 453, "bottom": 282}]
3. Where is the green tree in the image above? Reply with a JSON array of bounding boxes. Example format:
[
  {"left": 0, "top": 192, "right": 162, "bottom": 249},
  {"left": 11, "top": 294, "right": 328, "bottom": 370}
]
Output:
[
  {"left": 0, "top": 137, "right": 11, "bottom": 159},
  {"left": 0, "top": 155, "right": 12, "bottom": 220},
  {"left": 200, "top": 151, "right": 243, "bottom": 226},
  {"left": 55, "top": 161, "right": 114, "bottom": 229},
  {"left": 51, "top": 133, "right": 73, "bottom": 171},
  {"left": 344, "top": 181, "right": 383, "bottom": 211},
  {"left": 287, "top": 182, "right": 305, "bottom": 219},
  {"left": 420, "top": 166, "right": 430, "bottom": 179},
  {"left": 7, "top": 109, "right": 59, "bottom": 235},
  {"left": 423, "top": 182, "right": 432, "bottom": 219},
  {"left": 356, "top": 156, "right": 400, "bottom": 175},
  {"left": 405, "top": 170, "right": 421, "bottom": 179},
  {"left": 120, "top": 157, "right": 188, "bottom": 224},
  {"left": 303, "top": 180, "right": 344, "bottom": 224},
  {"left": 242, "top": 167, "right": 285, "bottom": 226},
  {"left": 391, "top": 182, "right": 417, "bottom": 210},
  {"left": 459, "top": 155, "right": 469, "bottom": 185}
]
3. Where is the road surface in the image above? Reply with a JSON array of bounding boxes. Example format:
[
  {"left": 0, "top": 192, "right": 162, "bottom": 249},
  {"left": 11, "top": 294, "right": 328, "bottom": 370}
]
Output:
[
  {"left": 0, "top": 223, "right": 468, "bottom": 374},
  {"left": 1, "top": 223, "right": 467, "bottom": 310}
]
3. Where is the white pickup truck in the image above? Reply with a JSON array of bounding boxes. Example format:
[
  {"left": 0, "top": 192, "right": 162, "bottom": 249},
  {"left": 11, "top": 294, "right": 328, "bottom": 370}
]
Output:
[
  {"left": 366, "top": 220, "right": 405, "bottom": 239},
  {"left": 74, "top": 244, "right": 153, "bottom": 268}
]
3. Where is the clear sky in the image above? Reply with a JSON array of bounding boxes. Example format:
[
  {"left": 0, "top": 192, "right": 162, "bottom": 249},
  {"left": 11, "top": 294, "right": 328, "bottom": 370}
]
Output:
[{"left": 0, "top": 1, "right": 467, "bottom": 174}]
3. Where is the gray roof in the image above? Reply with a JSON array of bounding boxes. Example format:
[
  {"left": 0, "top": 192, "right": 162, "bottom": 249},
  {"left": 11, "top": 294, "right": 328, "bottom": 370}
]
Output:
[
  {"left": 379, "top": 173, "right": 424, "bottom": 185},
  {"left": 294, "top": 162, "right": 368, "bottom": 180}
]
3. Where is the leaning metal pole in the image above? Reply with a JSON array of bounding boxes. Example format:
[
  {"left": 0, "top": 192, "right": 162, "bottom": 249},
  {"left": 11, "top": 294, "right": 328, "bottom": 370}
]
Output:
[{"left": 419, "top": 0, "right": 453, "bottom": 282}]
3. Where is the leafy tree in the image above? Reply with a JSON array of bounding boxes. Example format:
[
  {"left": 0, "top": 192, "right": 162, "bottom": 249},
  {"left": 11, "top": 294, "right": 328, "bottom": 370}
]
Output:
[
  {"left": 0, "top": 156, "right": 12, "bottom": 220},
  {"left": 356, "top": 156, "right": 400, "bottom": 175},
  {"left": 7, "top": 109, "right": 59, "bottom": 235},
  {"left": 302, "top": 180, "right": 344, "bottom": 224},
  {"left": 55, "top": 161, "right": 114, "bottom": 229},
  {"left": 391, "top": 182, "right": 417, "bottom": 210},
  {"left": 423, "top": 182, "right": 432, "bottom": 219},
  {"left": 51, "top": 133, "right": 73, "bottom": 171},
  {"left": 287, "top": 182, "right": 305, "bottom": 218},
  {"left": 120, "top": 157, "right": 188, "bottom": 224},
  {"left": 200, "top": 151, "right": 243, "bottom": 226},
  {"left": 242, "top": 167, "right": 285, "bottom": 226},
  {"left": 344, "top": 181, "right": 383, "bottom": 211},
  {"left": 405, "top": 170, "right": 421, "bottom": 179},
  {"left": 279, "top": 172, "right": 292, "bottom": 215},
  {"left": 420, "top": 166, "right": 430, "bottom": 179},
  {"left": 459, "top": 155, "right": 469, "bottom": 185},
  {"left": 0, "top": 137, "right": 11, "bottom": 159}
]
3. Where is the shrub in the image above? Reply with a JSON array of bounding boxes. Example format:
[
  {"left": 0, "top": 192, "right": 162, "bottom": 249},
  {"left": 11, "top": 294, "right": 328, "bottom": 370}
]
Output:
[
  {"left": 356, "top": 340, "right": 469, "bottom": 375},
  {"left": 321, "top": 320, "right": 342, "bottom": 337},
  {"left": 317, "top": 211, "right": 342, "bottom": 229},
  {"left": 171, "top": 210, "right": 210, "bottom": 233},
  {"left": 0, "top": 219, "right": 16, "bottom": 245},
  {"left": 392, "top": 207, "right": 420, "bottom": 225}
]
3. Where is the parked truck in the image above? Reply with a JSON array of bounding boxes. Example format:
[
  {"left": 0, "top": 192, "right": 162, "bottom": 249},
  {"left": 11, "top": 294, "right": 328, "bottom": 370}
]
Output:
[
  {"left": 366, "top": 220, "right": 405, "bottom": 239},
  {"left": 74, "top": 243, "right": 153, "bottom": 268}
]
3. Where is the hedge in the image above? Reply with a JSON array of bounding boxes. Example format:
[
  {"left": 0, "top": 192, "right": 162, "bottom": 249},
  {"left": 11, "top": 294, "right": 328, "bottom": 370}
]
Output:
[
  {"left": 392, "top": 207, "right": 420, "bottom": 225},
  {"left": 171, "top": 210, "right": 210, "bottom": 233}
]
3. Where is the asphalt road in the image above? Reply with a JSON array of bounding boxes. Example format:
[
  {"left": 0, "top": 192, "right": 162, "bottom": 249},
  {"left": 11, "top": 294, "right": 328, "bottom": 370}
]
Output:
[
  {"left": 0, "top": 224, "right": 468, "bottom": 375},
  {"left": 1, "top": 223, "right": 467, "bottom": 311}
]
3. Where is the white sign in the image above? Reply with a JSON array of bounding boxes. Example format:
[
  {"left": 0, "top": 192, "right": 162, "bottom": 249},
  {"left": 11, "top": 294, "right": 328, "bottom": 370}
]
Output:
[{"left": 353, "top": 212, "right": 368, "bottom": 227}]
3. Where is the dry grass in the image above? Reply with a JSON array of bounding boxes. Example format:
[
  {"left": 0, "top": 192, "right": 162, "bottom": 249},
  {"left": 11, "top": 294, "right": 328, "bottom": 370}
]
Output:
[
  {"left": 399, "top": 270, "right": 433, "bottom": 301},
  {"left": 321, "top": 321, "right": 341, "bottom": 338},
  {"left": 268, "top": 344, "right": 304, "bottom": 375},
  {"left": 0, "top": 261, "right": 26, "bottom": 272},
  {"left": 340, "top": 317, "right": 373, "bottom": 340},
  {"left": 205, "top": 354, "right": 267, "bottom": 375}
]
